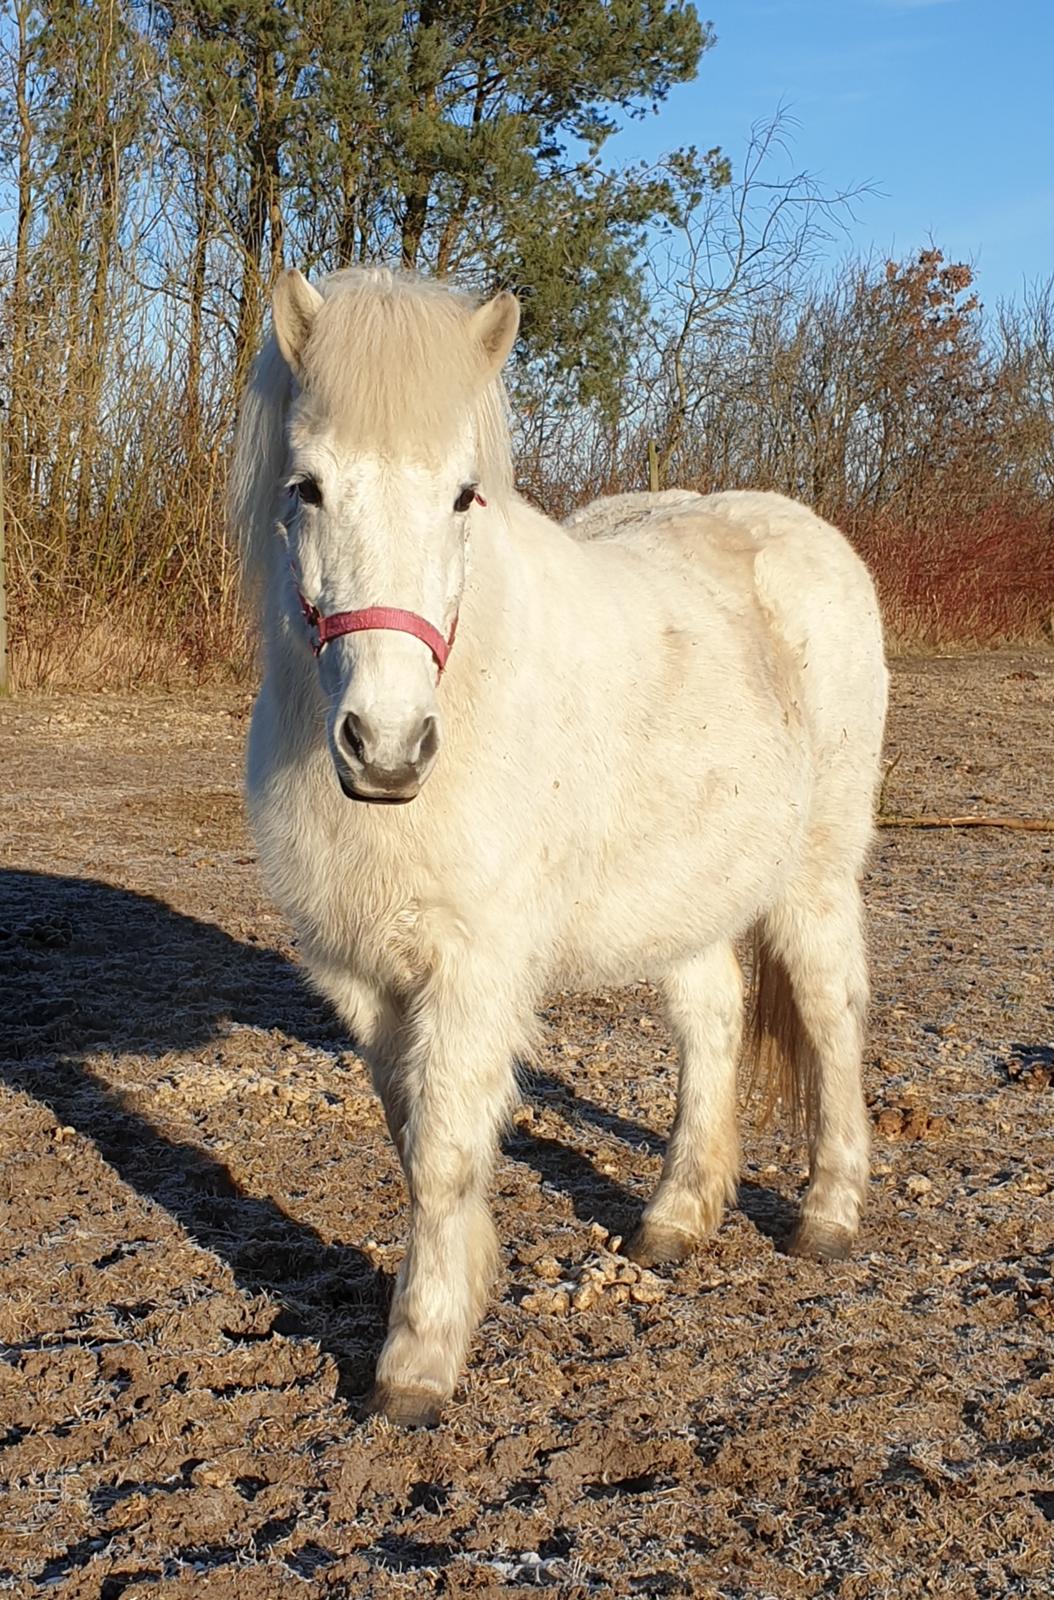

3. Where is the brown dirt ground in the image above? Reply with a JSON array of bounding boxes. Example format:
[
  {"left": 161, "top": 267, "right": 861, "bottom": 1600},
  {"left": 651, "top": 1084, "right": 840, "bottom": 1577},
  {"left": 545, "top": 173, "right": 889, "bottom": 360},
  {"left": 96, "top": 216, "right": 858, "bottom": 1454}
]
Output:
[{"left": 1, "top": 655, "right": 1052, "bottom": 1600}]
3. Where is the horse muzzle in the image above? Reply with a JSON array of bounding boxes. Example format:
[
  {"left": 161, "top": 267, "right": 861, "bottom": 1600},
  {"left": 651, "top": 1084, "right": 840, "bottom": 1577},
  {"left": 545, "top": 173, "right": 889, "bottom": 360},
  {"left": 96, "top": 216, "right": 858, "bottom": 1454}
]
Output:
[{"left": 333, "top": 708, "right": 440, "bottom": 803}]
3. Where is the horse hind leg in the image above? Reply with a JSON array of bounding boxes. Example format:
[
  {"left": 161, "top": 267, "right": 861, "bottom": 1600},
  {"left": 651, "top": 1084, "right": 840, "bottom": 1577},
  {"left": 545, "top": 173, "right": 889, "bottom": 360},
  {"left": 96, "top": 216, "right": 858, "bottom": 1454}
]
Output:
[
  {"left": 753, "top": 876, "right": 871, "bottom": 1260},
  {"left": 626, "top": 940, "right": 742, "bottom": 1267}
]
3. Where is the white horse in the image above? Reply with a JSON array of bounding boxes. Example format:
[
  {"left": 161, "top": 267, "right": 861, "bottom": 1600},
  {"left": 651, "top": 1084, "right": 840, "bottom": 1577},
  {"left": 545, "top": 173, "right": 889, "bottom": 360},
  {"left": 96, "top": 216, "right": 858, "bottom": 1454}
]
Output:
[{"left": 231, "top": 266, "right": 888, "bottom": 1426}]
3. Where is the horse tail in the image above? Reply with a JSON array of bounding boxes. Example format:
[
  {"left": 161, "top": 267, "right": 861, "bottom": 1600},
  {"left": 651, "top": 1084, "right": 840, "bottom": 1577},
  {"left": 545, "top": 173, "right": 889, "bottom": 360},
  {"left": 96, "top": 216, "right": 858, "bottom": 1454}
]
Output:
[{"left": 744, "top": 924, "right": 810, "bottom": 1129}]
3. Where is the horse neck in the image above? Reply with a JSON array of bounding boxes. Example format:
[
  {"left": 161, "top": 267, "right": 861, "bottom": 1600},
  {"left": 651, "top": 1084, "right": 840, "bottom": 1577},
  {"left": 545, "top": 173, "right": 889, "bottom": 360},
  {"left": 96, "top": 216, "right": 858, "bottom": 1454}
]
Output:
[{"left": 440, "top": 495, "right": 526, "bottom": 709}]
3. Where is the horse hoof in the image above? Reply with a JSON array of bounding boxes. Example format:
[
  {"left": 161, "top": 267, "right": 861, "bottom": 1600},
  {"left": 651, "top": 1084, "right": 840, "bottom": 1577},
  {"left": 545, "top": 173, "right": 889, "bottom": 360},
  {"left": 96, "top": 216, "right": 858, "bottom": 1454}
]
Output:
[
  {"left": 788, "top": 1221, "right": 854, "bottom": 1261},
  {"left": 365, "top": 1383, "right": 445, "bottom": 1428},
  {"left": 623, "top": 1222, "right": 696, "bottom": 1267}
]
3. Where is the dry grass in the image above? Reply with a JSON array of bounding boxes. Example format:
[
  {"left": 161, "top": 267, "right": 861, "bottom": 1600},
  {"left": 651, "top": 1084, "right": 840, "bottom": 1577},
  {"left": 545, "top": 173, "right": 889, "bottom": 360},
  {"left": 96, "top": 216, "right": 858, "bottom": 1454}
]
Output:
[{"left": 7, "top": 588, "right": 252, "bottom": 692}]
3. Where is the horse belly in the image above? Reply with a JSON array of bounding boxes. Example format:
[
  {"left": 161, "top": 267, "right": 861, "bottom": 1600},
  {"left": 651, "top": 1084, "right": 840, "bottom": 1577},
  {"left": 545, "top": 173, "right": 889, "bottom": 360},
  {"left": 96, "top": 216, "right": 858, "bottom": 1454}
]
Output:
[{"left": 554, "top": 774, "right": 804, "bottom": 987}]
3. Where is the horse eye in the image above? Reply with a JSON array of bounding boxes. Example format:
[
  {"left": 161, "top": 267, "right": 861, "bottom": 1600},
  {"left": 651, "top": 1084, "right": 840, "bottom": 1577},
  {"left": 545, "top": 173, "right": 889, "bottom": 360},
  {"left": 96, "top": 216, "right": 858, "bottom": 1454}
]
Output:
[
  {"left": 292, "top": 476, "right": 323, "bottom": 508},
  {"left": 453, "top": 484, "right": 477, "bottom": 514}
]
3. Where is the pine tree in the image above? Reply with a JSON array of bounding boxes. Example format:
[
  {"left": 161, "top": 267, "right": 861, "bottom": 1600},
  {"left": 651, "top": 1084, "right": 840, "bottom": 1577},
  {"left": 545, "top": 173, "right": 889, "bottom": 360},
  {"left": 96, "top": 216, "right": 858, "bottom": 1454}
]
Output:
[{"left": 149, "top": 1, "right": 714, "bottom": 405}]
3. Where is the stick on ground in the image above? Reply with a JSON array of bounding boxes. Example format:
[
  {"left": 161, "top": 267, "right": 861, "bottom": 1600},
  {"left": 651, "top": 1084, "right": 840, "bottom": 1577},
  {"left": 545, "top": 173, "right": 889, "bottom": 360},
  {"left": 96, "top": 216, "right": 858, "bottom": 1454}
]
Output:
[{"left": 878, "top": 814, "right": 1054, "bottom": 831}]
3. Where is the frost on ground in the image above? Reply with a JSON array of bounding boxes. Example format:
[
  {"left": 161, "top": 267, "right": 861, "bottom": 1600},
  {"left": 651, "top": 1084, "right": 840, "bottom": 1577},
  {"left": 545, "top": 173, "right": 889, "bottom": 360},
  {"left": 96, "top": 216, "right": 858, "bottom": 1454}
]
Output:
[{"left": 0, "top": 657, "right": 1052, "bottom": 1599}]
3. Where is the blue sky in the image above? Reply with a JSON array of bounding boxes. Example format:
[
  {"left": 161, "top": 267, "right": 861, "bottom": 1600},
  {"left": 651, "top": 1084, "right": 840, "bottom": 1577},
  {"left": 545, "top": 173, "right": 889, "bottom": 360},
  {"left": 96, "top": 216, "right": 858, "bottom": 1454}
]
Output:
[{"left": 616, "top": 0, "right": 1053, "bottom": 308}]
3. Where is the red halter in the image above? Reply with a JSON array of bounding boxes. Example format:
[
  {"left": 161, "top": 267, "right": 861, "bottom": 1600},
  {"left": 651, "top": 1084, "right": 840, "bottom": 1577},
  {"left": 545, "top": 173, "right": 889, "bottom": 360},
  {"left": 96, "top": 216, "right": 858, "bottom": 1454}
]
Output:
[
  {"left": 293, "top": 492, "right": 485, "bottom": 672},
  {"left": 296, "top": 591, "right": 458, "bottom": 670}
]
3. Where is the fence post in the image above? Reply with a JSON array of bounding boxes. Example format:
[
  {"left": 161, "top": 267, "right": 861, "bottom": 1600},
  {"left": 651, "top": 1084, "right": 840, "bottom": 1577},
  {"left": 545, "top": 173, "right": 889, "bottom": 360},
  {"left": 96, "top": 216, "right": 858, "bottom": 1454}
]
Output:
[
  {"left": 0, "top": 408, "right": 8, "bottom": 697},
  {"left": 647, "top": 437, "right": 660, "bottom": 494}
]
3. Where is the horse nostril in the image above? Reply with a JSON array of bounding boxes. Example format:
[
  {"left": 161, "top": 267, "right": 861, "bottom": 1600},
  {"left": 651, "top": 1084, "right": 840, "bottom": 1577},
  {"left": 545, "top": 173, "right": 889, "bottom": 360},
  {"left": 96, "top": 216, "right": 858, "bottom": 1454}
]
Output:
[
  {"left": 418, "top": 714, "right": 440, "bottom": 765},
  {"left": 341, "top": 712, "right": 367, "bottom": 765}
]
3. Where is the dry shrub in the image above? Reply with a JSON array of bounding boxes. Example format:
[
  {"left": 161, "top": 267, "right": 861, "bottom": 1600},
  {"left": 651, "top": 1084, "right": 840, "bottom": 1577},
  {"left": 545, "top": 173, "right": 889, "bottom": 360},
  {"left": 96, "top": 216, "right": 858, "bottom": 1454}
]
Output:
[
  {"left": 7, "top": 516, "right": 252, "bottom": 692},
  {"left": 852, "top": 502, "right": 1054, "bottom": 649},
  {"left": 9, "top": 603, "right": 252, "bottom": 694}
]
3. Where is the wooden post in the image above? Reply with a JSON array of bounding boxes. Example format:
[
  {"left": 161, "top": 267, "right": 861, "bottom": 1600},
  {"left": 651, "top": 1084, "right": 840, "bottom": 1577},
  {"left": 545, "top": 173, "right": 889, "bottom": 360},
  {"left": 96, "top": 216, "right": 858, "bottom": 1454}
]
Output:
[
  {"left": 0, "top": 407, "right": 8, "bottom": 697},
  {"left": 647, "top": 437, "right": 660, "bottom": 493}
]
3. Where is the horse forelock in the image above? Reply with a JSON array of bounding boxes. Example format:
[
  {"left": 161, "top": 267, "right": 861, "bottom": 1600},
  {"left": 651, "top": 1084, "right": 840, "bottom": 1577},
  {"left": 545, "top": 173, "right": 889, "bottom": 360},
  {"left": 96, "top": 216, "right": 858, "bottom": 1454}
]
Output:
[{"left": 296, "top": 268, "right": 514, "bottom": 491}]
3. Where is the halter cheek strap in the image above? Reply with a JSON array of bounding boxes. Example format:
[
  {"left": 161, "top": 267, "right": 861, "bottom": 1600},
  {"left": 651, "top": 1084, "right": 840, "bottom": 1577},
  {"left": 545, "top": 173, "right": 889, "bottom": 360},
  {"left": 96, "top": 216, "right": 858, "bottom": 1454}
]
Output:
[{"left": 293, "top": 491, "right": 485, "bottom": 673}]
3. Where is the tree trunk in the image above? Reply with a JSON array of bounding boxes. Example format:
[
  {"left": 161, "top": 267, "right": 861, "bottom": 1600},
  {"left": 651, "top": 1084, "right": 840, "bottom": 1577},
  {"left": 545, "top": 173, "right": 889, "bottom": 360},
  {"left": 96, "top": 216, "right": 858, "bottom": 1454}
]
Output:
[
  {"left": 8, "top": 0, "right": 36, "bottom": 507},
  {"left": 77, "top": 113, "right": 121, "bottom": 533},
  {"left": 0, "top": 405, "right": 9, "bottom": 696},
  {"left": 337, "top": 146, "right": 359, "bottom": 266},
  {"left": 185, "top": 126, "right": 215, "bottom": 450},
  {"left": 400, "top": 1, "right": 438, "bottom": 267},
  {"left": 234, "top": 46, "right": 284, "bottom": 396}
]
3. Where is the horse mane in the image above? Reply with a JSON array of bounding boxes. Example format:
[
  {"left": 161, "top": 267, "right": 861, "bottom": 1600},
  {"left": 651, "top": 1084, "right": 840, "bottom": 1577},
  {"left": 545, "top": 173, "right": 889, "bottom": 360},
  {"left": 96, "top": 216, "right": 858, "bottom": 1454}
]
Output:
[{"left": 230, "top": 267, "right": 516, "bottom": 610}]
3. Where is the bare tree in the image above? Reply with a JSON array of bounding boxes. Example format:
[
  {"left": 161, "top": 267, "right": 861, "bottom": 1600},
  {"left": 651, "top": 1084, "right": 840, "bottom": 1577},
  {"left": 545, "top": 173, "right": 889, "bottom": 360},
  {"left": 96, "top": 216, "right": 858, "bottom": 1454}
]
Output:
[{"left": 640, "top": 110, "right": 865, "bottom": 487}]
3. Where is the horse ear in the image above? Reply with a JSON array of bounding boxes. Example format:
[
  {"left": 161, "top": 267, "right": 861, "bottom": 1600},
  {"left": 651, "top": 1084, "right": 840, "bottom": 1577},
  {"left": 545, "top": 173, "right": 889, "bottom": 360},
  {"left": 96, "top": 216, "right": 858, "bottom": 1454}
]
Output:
[
  {"left": 470, "top": 291, "right": 520, "bottom": 378},
  {"left": 272, "top": 269, "right": 324, "bottom": 374}
]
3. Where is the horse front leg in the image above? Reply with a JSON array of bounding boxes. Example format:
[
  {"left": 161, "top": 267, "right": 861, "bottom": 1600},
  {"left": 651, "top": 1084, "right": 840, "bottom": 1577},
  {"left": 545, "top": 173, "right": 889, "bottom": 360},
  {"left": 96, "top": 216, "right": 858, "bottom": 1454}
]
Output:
[
  {"left": 368, "top": 957, "right": 525, "bottom": 1427},
  {"left": 302, "top": 953, "right": 412, "bottom": 1157}
]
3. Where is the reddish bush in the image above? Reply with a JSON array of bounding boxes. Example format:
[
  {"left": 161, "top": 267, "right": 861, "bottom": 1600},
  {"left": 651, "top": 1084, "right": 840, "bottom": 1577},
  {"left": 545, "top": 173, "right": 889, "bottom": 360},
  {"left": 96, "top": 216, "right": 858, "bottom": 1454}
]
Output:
[{"left": 851, "top": 503, "right": 1054, "bottom": 647}]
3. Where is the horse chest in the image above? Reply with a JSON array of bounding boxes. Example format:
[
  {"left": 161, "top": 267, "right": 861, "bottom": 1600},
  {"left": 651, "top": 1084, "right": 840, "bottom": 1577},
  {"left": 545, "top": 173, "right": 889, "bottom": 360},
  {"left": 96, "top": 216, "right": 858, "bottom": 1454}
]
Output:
[{"left": 248, "top": 743, "right": 441, "bottom": 988}]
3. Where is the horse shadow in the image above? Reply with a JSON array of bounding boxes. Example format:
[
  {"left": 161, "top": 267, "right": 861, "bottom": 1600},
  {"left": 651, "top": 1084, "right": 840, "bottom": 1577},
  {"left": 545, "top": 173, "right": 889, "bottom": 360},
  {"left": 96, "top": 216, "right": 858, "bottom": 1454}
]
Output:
[
  {"left": 0, "top": 869, "right": 795, "bottom": 1390},
  {"left": 520, "top": 1068, "right": 798, "bottom": 1246}
]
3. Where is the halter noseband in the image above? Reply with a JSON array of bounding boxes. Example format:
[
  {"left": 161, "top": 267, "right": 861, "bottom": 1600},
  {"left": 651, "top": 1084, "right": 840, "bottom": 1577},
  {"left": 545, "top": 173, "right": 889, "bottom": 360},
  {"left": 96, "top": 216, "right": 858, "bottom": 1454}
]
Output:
[
  {"left": 293, "top": 492, "right": 485, "bottom": 673},
  {"left": 296, "top": 592, "right": 458, "bottom": 671}
]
